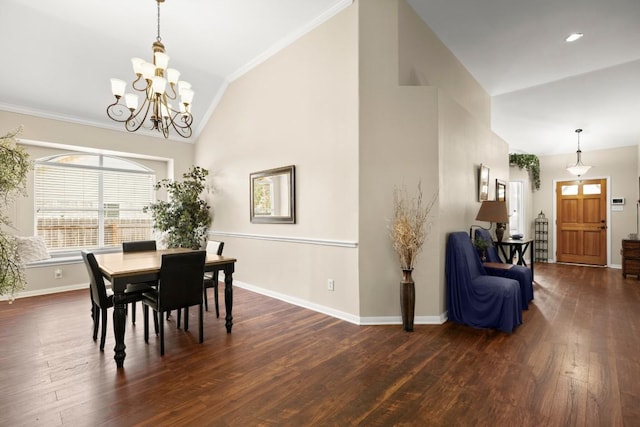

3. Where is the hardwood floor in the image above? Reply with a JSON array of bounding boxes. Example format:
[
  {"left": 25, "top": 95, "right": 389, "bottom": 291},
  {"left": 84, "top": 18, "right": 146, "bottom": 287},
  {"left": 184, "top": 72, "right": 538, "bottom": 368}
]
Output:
[{"left": 1, "top": 263, "right": 639, "bottom": 426}]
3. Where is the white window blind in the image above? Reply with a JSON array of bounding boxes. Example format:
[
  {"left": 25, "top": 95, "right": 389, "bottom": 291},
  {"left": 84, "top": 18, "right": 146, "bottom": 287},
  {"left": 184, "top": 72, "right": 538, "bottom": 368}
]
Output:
[{"left": 34, "top": 154, "right": 155, "bottom": 251}]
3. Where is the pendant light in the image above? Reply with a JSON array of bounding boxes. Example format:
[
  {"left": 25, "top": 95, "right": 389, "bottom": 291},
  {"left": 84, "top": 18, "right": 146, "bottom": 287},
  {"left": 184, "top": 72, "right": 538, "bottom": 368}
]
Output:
[{"left": 567, "top": 129, "right": 591, "bottom": 177}]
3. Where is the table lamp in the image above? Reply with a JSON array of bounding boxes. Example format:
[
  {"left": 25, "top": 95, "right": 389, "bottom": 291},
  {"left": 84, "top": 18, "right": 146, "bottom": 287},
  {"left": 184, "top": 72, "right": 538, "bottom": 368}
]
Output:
[{"left": 474, "top": 201, "right": 509, "bottom": 242}]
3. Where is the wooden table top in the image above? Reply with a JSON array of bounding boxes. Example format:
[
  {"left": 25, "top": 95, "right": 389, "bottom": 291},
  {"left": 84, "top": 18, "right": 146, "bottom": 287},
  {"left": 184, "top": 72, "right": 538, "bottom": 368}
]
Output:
[
  {"left": 483, "top": 262, "right": 514, "bottom": 270},
  {"left": 94, "top": 248, "right": 236, "bottom": 279}
]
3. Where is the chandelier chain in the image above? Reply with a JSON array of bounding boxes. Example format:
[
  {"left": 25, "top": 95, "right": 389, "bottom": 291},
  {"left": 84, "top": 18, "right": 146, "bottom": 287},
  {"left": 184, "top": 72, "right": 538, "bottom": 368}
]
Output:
[{"left": 156, "top": 0, "right": 162, "bottom": 42}]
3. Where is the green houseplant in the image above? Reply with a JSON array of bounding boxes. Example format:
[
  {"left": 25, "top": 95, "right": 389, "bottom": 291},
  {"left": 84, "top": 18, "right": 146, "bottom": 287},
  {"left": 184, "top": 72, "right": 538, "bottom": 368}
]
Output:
[
  {"left": 0, "top": 126, "right": 32, "bottom": 302},
  {"left": 509, "top": 153, "right": 541, "bottom": 190},
  {"left": 389, "top": 182, "right": 437, "bottom": 332},
  {"left": 473, "top": 237, "right": 490, "bottom": 261},
  {"left": 144, "top": 165, "right": 212, "bottom": 249}
]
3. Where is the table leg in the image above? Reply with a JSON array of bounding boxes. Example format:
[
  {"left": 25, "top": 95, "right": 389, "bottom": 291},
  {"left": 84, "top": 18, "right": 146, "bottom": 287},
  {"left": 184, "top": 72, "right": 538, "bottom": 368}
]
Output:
[
  {"left": 530, "top": 239, "right": 535, "bottom": 280},
  {"left": 224, "top": 265, "right": 234, "bottom": 333},
  {"left": 498, "top": 245, "right": 509, "bottom": 263},
  {"left": 509, "top": 245, "right": 516, "bottom": 264},
  {"left": 112, "top": 291, "right": 127, "bottom": 368}
]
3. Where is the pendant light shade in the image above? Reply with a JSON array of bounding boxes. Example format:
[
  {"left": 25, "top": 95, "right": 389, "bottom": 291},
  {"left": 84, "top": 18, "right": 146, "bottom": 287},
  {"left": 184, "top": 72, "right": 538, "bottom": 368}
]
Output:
[{"left": 567, "top": 129, "right": 591, "bottom": 177}]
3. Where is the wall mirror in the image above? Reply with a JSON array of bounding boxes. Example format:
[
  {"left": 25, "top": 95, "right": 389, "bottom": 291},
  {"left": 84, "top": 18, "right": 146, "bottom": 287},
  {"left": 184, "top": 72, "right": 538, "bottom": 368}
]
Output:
[
  {"left": 496, "top": 179, "right": 507, "bottom": 202},
  {"left": 250, "top": 165, "right": 296, "bottom": 224}
]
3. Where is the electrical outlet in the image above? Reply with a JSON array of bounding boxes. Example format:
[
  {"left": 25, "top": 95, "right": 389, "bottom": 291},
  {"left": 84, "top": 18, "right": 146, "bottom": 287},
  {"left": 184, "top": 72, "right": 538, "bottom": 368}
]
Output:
[
  {"left": 54, "top": 269, "right": 63, "bottom": 279},
  {"left": 327, "top": 279, "right": 334, "bottom": 291}
]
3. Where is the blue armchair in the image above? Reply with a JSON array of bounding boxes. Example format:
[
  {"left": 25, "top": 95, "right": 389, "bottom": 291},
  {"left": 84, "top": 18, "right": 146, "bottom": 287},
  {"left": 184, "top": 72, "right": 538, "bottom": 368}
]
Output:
[
  {"left": 474, "top": 228, "right": 534, "bottom": 309},
  {"left": 446, "top": 232, "right": 522, "bottom": 333}
]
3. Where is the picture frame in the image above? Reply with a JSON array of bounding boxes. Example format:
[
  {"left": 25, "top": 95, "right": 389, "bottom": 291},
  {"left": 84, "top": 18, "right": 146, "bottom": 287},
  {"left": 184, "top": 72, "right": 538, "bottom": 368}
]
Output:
[
  {"left": 478, "top": 164, "right": 490, "bottom": 201},
  {"left": 496, "top": 179, "right": 507, "bottom": 202},
  {"left": 250, "top": 165, "right": 296, "bottom": 224}
]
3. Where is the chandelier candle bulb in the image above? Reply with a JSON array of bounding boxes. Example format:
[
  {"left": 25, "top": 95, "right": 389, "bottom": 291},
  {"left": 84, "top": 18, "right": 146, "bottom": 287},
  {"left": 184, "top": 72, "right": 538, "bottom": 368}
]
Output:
[
  {"left": 141, "top": 62, "right": 156, "bottom": 81},
  {"left": 152, "top": 76, "right": 167, "bottom": 95},
  {"left": 166, "top": 68, "right": 180, "bottom": 84},
  {"left": 178, "top": 81, "right": 191, "bottom": 95},
  {"left": 125, "top": 94, "right": 139, "bottom": 110},
  {"left": 154, "top": 52, "right": 170, "bottom": 70},
  {"left": 110, "top": 79, "right": 126, "bottom": 97},
  {"left": 131, "top": 57, "right": 145, "bottom": 75},
  {"left": 181, "top": 89, "right": 194, "bottom": 105}
]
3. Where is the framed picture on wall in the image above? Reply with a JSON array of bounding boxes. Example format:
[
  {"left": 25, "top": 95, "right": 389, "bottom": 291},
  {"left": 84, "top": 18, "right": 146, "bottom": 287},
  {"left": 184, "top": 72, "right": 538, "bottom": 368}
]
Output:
[
  {"left": 478, "top": 164, "right": 490, "bottom": 201},
  {"left": 496, "top": 179, "right": 507, "bottom": 202}
]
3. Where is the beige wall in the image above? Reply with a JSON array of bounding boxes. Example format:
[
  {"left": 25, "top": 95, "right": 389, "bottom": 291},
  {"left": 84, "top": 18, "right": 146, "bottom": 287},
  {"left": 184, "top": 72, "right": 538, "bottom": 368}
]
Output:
[
  {"left": 397, "top": 1, "right": 491, "bottom": 126},
  {"left": 195, "top": 4, "right": 361, "bottom": 317},
  {"left": 358, "top": 0, "right": 442, "bottom": 319},
  {"left": 195, "top": 0, "right": 510, "bottom": 321},
  {"left": 533, "top": 145, "right": 638, "bottom": 266},
  {"left": 362, "top": 0, "right": 508, "bottom": 317},
  {"left": 0, "top": 110, "right": 195, "bottom": 294}
]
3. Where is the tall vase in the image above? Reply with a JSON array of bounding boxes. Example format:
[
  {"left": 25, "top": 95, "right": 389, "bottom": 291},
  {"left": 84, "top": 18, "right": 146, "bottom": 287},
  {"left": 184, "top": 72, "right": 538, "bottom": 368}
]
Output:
[{"left": 400, "top": 269, "right": 415, "bottom": 332}]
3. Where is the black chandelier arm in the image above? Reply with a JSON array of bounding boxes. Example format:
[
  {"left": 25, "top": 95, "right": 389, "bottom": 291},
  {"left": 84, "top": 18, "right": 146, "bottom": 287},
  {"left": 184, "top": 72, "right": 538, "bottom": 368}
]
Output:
[
  {"left": 132, "top": 75, "right": 150, "bottom": 92},
  {"left": 166, "top": 111, "right": 193, "bottom": 138},
  {"left": 124, "top": 97, "right": 153, "bottom": 133},
  {"left": 164, "top": 83, "right": 178, "bottom": 100},
  {"left": 106, "top": 99, "right": 134, "bottom": 123}
]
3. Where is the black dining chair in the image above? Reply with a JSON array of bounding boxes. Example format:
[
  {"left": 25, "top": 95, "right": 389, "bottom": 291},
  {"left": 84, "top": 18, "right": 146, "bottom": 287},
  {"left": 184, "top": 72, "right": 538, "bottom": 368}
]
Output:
[
  {"left": 203, "top": 240, "right": 224, "bottom": 317},
  {"left": 82, "top": 250, "right": 155, "bottom": 351},
  {"left": 122, "top": 240, "right": 158, "bottom": 323},
  {"left": 142, "top": 251, "right": 206, "bottom": 356}
]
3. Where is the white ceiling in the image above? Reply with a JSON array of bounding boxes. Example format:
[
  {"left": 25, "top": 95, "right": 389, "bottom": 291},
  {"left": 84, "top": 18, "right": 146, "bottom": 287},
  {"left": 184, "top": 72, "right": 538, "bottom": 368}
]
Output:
[{"left": 2, "top": 0, "right": 640, "bottom": 156}]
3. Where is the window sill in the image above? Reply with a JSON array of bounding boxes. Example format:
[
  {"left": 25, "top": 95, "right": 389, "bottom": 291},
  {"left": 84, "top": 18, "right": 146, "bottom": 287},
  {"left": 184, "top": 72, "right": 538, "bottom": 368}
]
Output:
[
  {"left": 24, "top": 247, "right": 120, "bottom": 268},
  {"left": 25, "top": 256, "right": 82, "bottom": 268}
]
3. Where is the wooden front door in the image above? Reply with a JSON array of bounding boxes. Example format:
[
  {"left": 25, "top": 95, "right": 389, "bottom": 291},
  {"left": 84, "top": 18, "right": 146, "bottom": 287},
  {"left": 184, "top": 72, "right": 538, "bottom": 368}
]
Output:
[{"left": 556, "top": 178, "right": 607, "bottom": 265}]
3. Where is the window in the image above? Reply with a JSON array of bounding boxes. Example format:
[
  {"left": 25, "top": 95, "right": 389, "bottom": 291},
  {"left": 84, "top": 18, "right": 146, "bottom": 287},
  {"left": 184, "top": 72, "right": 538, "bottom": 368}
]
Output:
[
  {"left": 508, "top": 181, "right": 524, "bottom": 235},
  {"left": 34, "top": 154, "right": 155, "bottom": 251}
]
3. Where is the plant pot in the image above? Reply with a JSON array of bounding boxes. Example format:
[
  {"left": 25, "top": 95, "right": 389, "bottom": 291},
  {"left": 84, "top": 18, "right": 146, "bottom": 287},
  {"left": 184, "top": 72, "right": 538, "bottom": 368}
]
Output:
[{"left": 401, "top": 269, "right": 415, "bottom": 332}]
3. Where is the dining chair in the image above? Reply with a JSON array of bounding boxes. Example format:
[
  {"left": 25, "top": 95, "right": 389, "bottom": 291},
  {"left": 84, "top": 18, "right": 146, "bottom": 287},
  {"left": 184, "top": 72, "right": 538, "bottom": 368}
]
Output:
[
  {"left": 203, "top": 240, "right": 224, "bottom": 317},
  {"left": 82, "top": 251, "right": 156, "bottom": 351},
  {"left": 122, "top": 240, "right": 158, "bottom": 323},
  {"left": 142, "top": 251, "right": 206, "bottom": 356}
]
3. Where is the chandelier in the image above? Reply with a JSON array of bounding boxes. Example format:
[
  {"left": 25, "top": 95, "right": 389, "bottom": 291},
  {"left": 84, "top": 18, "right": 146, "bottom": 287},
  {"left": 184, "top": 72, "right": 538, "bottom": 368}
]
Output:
[
  {"left": 106, "top": 0, "right": 194, "bottom": 138},
  {"left": 567, "top": 128, "right": 591, "bottom": 177}
]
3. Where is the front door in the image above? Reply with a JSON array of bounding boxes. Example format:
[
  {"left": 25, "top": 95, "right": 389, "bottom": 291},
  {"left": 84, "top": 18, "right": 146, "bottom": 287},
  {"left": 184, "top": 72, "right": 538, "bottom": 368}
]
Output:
[{"left": 556, "top": 178, "right": 607, "bottom": 265}]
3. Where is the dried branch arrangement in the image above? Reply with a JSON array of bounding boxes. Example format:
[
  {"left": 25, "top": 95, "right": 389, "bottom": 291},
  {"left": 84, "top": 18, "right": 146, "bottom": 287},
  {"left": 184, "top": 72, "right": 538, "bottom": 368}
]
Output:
[{"left": 390, "top": 183, "right": 437, "bottom": 270}]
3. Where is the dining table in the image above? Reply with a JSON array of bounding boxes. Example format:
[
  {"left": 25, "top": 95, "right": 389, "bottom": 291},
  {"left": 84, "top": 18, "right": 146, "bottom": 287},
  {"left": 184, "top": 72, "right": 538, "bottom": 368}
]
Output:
[{"left": 94, "top": 248, "right": 237, "bottom": 368}]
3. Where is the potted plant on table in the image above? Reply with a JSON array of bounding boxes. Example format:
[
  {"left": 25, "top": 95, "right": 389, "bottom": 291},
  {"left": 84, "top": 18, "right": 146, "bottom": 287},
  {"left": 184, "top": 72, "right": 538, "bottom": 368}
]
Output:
[
  {"left": 389, "top": 182, "right": 437, "bottom": 331},
  {"left": 144, "top": 165, "right": 212, "bottom": 249},
  {"left": 473, "top": 237, "right": 490, "bottom": 261}
]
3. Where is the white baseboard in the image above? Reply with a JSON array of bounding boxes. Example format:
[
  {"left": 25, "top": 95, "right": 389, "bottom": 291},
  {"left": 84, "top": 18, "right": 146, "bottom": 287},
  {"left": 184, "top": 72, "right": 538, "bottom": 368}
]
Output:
[
  {"left": 0, "top": 283, "right": 87, "bottom": 301},
  {"left": 234, "top": 279, "right": 448, "bottom": 326}
]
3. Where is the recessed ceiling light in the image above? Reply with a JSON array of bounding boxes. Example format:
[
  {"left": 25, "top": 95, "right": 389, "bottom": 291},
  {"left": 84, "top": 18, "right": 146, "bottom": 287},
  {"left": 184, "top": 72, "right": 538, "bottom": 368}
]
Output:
[{"left": 565, "top": 33, "right": 584, "bottom": 42}]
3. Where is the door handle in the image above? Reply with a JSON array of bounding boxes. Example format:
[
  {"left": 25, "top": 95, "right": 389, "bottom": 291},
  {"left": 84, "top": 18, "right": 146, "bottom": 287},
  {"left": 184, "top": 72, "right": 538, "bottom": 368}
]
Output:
[{"left": 599, "top": 226, "right": 607, "bottom": 230}]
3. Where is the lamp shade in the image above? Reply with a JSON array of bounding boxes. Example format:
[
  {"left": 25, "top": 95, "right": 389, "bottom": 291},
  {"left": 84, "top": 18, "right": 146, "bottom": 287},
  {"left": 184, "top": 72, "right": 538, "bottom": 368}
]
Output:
[{"left": 475, "top": 201, "right": 509, "bottom": 224}]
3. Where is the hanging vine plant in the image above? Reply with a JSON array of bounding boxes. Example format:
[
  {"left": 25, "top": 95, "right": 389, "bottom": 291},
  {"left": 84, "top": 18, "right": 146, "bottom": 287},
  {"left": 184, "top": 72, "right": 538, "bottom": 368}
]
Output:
[{"left": 509, "top": 153, "right": 540, "bottom": 190}]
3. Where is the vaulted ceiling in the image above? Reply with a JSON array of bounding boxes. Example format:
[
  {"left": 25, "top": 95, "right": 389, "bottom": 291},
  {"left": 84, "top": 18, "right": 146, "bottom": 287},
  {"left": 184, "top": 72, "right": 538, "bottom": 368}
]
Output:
[{"left": 2, "top": 0, "right": 640, "bottom": 156}]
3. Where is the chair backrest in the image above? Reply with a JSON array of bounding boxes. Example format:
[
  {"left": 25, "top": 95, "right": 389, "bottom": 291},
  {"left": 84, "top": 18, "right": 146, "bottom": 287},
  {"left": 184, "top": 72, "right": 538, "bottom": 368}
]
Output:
[
  {"left": 158, "top": 251, "right": 206, "bottom": 311},
  {"left": 206, "top": 240, "right": 224, "bottom": 256},
  {"left": 122, "top": 240, "right": 157, "bottom": 253},
  {"left": 474, "top": 229, "right": 501, "bottom": 263},
  {"left": 81, "top": 250, "right": 111, "bottom": 309},
  {"left": 446, "top": 232, "right": 487, "bottom": 281}
]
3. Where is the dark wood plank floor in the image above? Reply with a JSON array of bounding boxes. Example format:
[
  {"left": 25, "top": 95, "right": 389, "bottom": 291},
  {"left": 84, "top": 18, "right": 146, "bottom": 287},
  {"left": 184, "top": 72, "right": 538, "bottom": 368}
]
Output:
[{"left": 1, "top": 263, "right": 639, "bottom": 426}]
